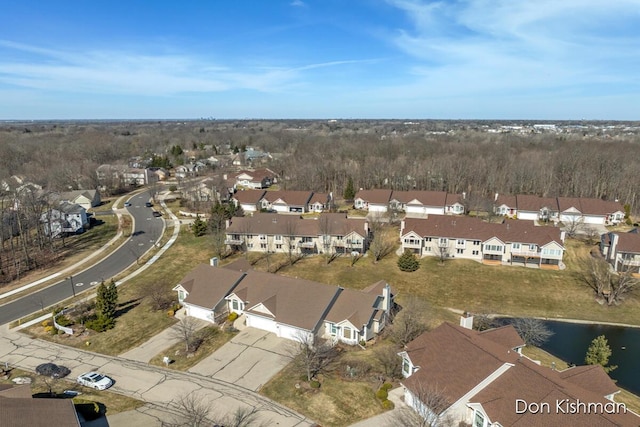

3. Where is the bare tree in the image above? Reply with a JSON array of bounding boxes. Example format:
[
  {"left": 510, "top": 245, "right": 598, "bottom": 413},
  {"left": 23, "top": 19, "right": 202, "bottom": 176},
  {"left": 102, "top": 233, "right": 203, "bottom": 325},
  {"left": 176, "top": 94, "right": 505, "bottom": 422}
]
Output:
[
  {"left": 171, "top": 316, "right": 201, "bottom": 354},
  {"left": 437, "top": 241, "right": 449, "bottom": 265},
  {"left": 164, "top": 393, "right": 268, "bottom": 427},
  {"left": 318, "top": 214, "right": 335, "bottom": 264},
  {"left": 511, "top": 317, "right": 554, "bottom": 346},
  {"left": 289, "top": 332, "right": 338, "bottom": 382},
  {"left": 282, "top": 217, "right": 300, "bottom": 266},
  {"left": 393, "top": 382, "right": 457, "bottom": 427},
  {"left": 139, "top": 281, "right": 174, "bottom": 311},
  {"left": 388, "top": 299, "right": 429, "bottom": 346},
  {"left": 369, "top": 227, "right": 395, "bottom": 263},
  {"left": 373, "top": 345, "right": 403, "bottom": 379},
  {"left": 564, "top": 215, "right": 584, "bottom": 238},
  {"left": 583, "top": 256, "right": 638, "bottom": 306}
]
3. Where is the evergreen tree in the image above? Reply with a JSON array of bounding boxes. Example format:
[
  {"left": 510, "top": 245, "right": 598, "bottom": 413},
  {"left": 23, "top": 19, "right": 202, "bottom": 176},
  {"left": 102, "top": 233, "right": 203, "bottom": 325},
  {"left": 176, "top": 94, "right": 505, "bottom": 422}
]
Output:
[
  {"left": 93, "top": 280, "right": 118, "bottom": 331},
  {"left": 585, "top": 335, "right": 617, "bottom": 373},
  {"left": 343, "top": 176, "right": 356, "bottom": 201},
  {"left": 191, "top": 216, "right": 208, "bottom": 237},
  {"left": 397, "top": 249, "right": 420, "bottom": 272}
]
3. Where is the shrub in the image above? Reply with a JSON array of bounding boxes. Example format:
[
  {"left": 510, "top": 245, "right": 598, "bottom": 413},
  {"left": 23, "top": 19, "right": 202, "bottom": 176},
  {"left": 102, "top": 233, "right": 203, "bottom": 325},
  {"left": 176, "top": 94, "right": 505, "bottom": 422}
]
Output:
[
  {"left": 54, "top": 315, "right": 72, "bottom": 327},
  {"left": 359, "top": 339, "right": 366, "bottom": 347},
  {"left": 85, "top": 315, "right": 115, "bottom": 332},
  {"left": 381, "top": 399, "right": 395, "bottom": 410},
  {"left": 310, "top": 380, "right": 321, "bottom": 389},
  {"left": 228, "top": 312, "right": 239, "bottom": 322},
  {"left": 169, "top": 185, "right": 178, "bottom": 192},
  {"left": 376, "top": 388, "right": 388, "bottom": 400},
  {"left": 44, "top": 325, "right": 54, "bottom": 334},
  {"left": 397, "top": 249, "right": 420, "bottom": 272},
  {"left": 167, "top": 310, "right": 175, "bottom": 317},
  {"left": 41, "top": 320, "right": 52, "bottom": 327},
  {"left": 382, "top": 382, "right": 393, "bottom": 391}
]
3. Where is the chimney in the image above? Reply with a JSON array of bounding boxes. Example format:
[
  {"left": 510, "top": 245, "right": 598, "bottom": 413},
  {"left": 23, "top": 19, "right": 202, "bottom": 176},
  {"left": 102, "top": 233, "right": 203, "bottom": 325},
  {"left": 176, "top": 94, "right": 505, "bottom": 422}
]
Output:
[
  {"left": 495, "top": 192, "right": 499, "bottom": 201},
  {"left": 460, "top": 312, "right": 474, "bottom": 330},
  {"left": 223, "top": 173, "right": 228, "bottom": 180},
  {"left": 225, "top": 219, "right": 230, "bottom": 229},
  {"left": 364, "top": 221, "right": 369, "bottom": 236},
  {"left": 462, "top": 191, "right": 466, "bottom": 200},
  {"left": 560, "top": 230, "right": 566, "bottom": 243},
  {"left": 400, "top": 220, "right": 405, "bottom": 234},
  {"left": 210, "top": 257, "right": 219, "bottom": 267},
  {"left": 382, "top": 283, "right": 392, "bottom": 312}
]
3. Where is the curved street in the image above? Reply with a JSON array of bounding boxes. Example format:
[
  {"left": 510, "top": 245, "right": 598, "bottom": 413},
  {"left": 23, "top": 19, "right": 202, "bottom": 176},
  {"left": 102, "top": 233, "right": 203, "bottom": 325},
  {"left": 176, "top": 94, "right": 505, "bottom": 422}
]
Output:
[{"left": 0, "top": 191, "right": 163, "bottom": 325}]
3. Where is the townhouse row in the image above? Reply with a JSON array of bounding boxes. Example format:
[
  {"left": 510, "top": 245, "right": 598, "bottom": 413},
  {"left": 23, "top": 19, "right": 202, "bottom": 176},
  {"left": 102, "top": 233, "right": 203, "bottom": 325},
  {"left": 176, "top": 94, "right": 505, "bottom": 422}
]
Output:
[{"left": 232, "top": 189, "right": 332, "bottom": 214}]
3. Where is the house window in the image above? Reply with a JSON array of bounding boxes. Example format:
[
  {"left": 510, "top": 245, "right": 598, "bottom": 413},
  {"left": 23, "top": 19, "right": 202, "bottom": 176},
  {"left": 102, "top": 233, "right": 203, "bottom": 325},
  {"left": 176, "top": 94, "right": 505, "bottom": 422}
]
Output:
[
  {"left": 276, "top": 244, "right": 282, "bottom": 249},
  {"left": 275, "top": 235, "right": 282, "bottom": 241},
  {"left": 260, "top": 243, "right": 267, "bottom": 249},
  {"left": 425, "top": 246, "right": 432, "bottom": 252},
  {"left": 457, "top": 249, "right": 464, "bottom": 254},
  {"left": 232, "top": 300, "right": 238, "bottom": 310},
  {"left": 178, "top": 290, "right": 185, "bottom": 301},
  {"left": 529, "top": 244, "right": 536, "bottom": 251},
  {"left": 425, "top": 237, "right": 432, "bottom": 242},
  {"left": 542, "top": 248, "right": 562, "bottom": 256},
  {"left": 330, "top": 324, "right": 337, "bottom": 335},
  {"left": 473, "top": 240, "right": 481, "bottom": 246},
  {"left": 439, "top": 238, "right": 448, "bottom": 245},
  {"left": 472, "top": 250, "right": 479, "bottom": 256},
  {"left": 246, "top": 234, "right": 254, "bottom": 239},
  {"left": 456, "top": 239, "right": 465, "bottom": 246},
  {"left": 484, "top": 244, "right": 503, "bottom": 252},
  {"left": 343, "top": 327, "right": 352, "bottom": 339},
  {"left": 403, "top": 358, "right": 411, "bottom": 376},
  {"left": 247, "top": 243, "right": 254, "bottom": 249},
  {"left": 512, "top": 243, "right": 521, "bottom": 250},
  {"left": 336, "top": 236, "right": 343, "bottom": 241},
  {"left": 474, "top": 411, "right": 485, "bottom": 427},
  {"left": 259, "top": 235, "right": 267, "bottom": 241}
]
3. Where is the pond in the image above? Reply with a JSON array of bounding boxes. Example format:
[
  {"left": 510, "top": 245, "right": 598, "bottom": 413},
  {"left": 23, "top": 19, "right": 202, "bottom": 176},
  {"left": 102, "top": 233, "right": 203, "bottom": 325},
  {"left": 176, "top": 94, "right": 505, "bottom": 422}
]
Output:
[{"left": 538, "top": 320, "right": 640, "bottom": 396}]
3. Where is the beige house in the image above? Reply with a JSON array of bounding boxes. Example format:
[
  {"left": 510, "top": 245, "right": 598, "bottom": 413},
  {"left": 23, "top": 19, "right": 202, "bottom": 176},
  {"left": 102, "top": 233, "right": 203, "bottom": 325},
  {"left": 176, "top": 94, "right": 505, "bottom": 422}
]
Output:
[
  {"left": 57, "top": 189, "right": 101, "bottom": 210},
  {"left": 225, "top": 213, "right": 370, "bottom": 255},
  {"left": 601, "top": 230, "right": 640, "bottom": 275},
  {"left": 400, "top": 216, "right": 565, "bottom": 269},
  {"left": 173, "top": 260, "right": 394, "bottom": 345},
  {"left": 399, "top": 319, "right": 638, "bottom": 426}
]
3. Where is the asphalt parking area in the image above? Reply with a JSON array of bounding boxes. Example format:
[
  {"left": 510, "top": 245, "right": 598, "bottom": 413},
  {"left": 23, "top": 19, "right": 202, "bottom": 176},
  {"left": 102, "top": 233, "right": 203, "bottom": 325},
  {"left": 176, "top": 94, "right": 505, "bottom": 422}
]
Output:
[{"left": 188, "top": 327, "right": 292, "bottom": 391}]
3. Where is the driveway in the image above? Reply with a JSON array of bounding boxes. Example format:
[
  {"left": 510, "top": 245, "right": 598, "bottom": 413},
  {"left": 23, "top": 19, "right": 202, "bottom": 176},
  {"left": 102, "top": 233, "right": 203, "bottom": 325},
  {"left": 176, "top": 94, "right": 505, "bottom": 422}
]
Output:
[{"left": 188, "top": 327, "right": 292, "bottom": 391}]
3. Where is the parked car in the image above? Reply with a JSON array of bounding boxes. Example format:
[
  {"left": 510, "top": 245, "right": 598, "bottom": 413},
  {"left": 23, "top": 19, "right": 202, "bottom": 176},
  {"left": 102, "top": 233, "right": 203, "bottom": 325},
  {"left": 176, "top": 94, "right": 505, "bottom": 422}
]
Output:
[
  {"left": 124, "top": 202, "right": 131, "bottom": 207},
  {"left": 36, "top": 363, "right": 70, "bottom": 379},
  {"left": 152, "top": 211, "right": 162, "bottom": 217},
  {"left": 145, "top": 202, "right": 153, "bottom": 207},
  {"left": 77, "top": 372, "right": 113, "bottom": 390}
]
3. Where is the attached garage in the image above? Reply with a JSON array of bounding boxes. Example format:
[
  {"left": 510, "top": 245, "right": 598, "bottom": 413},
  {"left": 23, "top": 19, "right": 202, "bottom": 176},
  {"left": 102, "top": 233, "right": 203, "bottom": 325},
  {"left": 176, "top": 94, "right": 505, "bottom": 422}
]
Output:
[
  {"left": 185, "top": 304, "right": 214, "bottom": 322},
  {"left": 277, "top": 324, "right": 314, "bottom": 342},
  {"left": 245, "top": 313, "right": 278, "bottom": 334}
]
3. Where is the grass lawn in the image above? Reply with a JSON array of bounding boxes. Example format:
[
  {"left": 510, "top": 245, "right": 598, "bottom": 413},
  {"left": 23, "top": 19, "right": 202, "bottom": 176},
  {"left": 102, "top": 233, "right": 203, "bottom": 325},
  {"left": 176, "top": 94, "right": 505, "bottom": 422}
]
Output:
[
  {"left": 149, "top": 326, "right": 237, "bottom": 370},
  {"left": 0, "top": 368, "right": 144, "bottom": 415},
  {"left": 24, "top": 228, "right": 218, "bottom": 356},
  {"left": 252, "top": 238, "right": 640, "bottom": 326}
]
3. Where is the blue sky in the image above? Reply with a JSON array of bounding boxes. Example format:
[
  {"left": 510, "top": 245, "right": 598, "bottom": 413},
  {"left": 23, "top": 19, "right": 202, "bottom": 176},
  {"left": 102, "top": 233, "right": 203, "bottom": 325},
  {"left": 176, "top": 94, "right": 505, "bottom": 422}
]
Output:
[{"left": 1, "top": 0, "right": 639, "bottom": 120}]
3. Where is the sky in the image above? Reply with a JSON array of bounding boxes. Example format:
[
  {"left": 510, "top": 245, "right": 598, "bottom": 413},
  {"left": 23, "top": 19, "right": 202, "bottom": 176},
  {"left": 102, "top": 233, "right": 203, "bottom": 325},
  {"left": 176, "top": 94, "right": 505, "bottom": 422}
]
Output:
[{"left": 1, "top": 0, "right": 639, "bottom": 120}]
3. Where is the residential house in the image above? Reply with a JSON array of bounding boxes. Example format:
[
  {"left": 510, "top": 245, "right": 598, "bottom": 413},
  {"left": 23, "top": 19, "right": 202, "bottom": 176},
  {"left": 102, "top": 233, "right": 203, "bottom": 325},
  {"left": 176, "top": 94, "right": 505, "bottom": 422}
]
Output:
[
  {"left": 558, "top": 197, "right": 625, "bottom": 226},
  {"left": 233, "top": 168, "right": 276, "bottom": 189},
  {"left": 57, "top": 189, "right": 101, "bottom": 210},
  {"left": 354, "top": 189, "right": 393, "bottom": 213},
  {"left": 400, "top": 216, "right": 565, "bottom": 269},
  {"left": 149, "top": 167, "right": 169, "bottom": 181},
  {"left": 515, "top": 195, "right": 559, "bottom": 222},
  {"left": 224, "top": 213, "right": 370, "bottom": 255},
  {"left": 493, "top": 194, "right": 517, "bottom": 218},
  {"left": 601, "top": 230, "right": 640, "bottom": 275},
  {"left": 41, "top": 202, "right": 89, "bottom": 237},
  {"left": 445, "top": 193, "right": 466, "bottom": 215},
  {"left": 399, "top": 318, "right": 638, "bottom": 426},
  {"left": 97, "top": 164, "right": 158, "bottom": 188},
  {"left": 308, "top": 192, "right": 332, "bottom": 213},
  {"left": 260, "top": 190, "right": 314, "bottom": 214},
  {"left": 0, "top": 384, "right": 81, "bottom": 427},
  {"left": 173, "top": 261, "right": 394, "bottom": 344},
  {"left": 232, "top": 189, "right": 267, "bottom": 213},
  {"left": 391, "top": 191, "right": 448, "bottom": 216}
]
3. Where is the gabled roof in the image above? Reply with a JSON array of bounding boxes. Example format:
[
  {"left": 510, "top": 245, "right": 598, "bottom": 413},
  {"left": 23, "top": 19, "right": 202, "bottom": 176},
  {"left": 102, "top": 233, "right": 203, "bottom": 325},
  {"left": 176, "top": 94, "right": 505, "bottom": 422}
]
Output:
[
  {"left": 515, "top": 195, "right": 558, "bottom": 212},
  {"left": 309, "top": 192, "right": 330, "bottom": 205},
  {"left": 558, "top": 365, "right": 619, "bottom": 397},
  {"left": 175, "top": 264, "right": 245, "bottom": 309},
  {"left": 325, "top": 282, "right": 392, "bottom": 330},
  {"left": 478, "top": 325, "right": 525, "bottom": 350},
  {"left": 234, "top": 168, "right": 275, "bottom": 181},
  {"left": 557, "top": 197, "right": 584, "bottom": 213},
  {"left": 226, "top": 213, "right": 367, "bottom": 238},
  {"left": 402, "top": 216, "right": 563, "bottom": 248},
  {"left": 233, "top": 189, "right": 267, "bottom": 204},
  {"left": 392, "top": 190, "right": 448, "bottom": 207},
  {"left": 0, "top": 385, "right": 80, "bottom": 427},
  {"left": 613, "top": 232, "right": 640, "bottom": 254},
  {"left": 495, "top": 194, "right": 517, "bottom": 208},
  {"left": 354, "top": 189, "right": 393, "bottom": 205},
  {"left": 228, "top": 270, "right": 340, "bottom": 331},
  {"left": 578, "top": 198, "right": 625, "bottom": 216},
  {"left": 445, "top": 193, "right": 465, "bottom": 206},
  {"left": 262, "top": 190, "right": 313, "bottom": 206}
]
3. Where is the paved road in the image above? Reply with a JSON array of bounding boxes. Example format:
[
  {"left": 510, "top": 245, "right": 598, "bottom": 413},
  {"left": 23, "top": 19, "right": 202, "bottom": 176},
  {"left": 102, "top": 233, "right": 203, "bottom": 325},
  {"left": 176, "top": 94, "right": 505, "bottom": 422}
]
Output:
[{"left": 0, "top": 191, "right": 163, "bottom": 324}]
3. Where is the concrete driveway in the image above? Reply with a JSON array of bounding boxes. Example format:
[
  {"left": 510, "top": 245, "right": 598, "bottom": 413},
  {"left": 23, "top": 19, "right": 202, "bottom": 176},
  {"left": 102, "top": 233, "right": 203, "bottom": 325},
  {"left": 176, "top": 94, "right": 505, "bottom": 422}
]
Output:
[{"left": 188, "top": 327, "right": 292, "bottom": 391}]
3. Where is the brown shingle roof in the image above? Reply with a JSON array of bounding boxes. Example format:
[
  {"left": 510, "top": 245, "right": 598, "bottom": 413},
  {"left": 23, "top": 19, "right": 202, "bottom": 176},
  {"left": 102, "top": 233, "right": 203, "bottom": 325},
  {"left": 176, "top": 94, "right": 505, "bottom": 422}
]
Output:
[
  {"left": 233, "top": 189, "right": 267, "bottom": 204},
  {"left": 479, "top": 325, "right": 525, "bottom": 350},
  {"left": 0, "top": 393, "right": 80, "bottom": 427},
  {"left": 309, "top": 192, "right": 330, "bottom": 205},
  {"left": 402, "top": 216, "right": 563, "bottom": 248},
  {"left": 615, "top": 232, "right": 640, "bottom": 254},
  {"left": 234, "top": 168, "right": 275, "bottom": 181},
  {"left": 177, "top": 264, "right": 245, "bottom": 309},
  {"left": 354, "top": 189, "right": 393, "bottom": 205},
  {"left": 232, "top": 270, "right": 340, "bottom": 331},
  {"left": 226, "top": 213, "right": 367, "bottom": 238},
  {"left": 263, "top": 190, "right": 313, "bottom": 206},
  {"left": 495, "top": 194, "right": 517, "bottom": 208},
  {"left": 558, "top": 365, "right": 619, "bottom": 398},
  {"left": 557, "top": 197, "right": 584, "bottom": 213},
  {"left": 579, "top": 198, "right": 625, "bottom": 216},
  {"left": 325, "top": 288, "right": 379, "bottom": 330},
  {"left": 515, "top": 195, "right": 558, "bottom": 212},
  {"left": 393, "top": 190, "right": 448, "bottom": 207}
]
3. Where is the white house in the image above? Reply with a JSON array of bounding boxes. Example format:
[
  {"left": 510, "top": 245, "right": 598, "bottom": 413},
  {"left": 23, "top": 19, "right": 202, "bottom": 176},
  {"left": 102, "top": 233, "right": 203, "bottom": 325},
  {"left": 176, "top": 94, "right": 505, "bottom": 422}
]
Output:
[
  {"left": 41, "top": 202, "right": 88, "bottom": 238},
  {"left": 601, "top": 230, "right": 640, "bottom": 276}
]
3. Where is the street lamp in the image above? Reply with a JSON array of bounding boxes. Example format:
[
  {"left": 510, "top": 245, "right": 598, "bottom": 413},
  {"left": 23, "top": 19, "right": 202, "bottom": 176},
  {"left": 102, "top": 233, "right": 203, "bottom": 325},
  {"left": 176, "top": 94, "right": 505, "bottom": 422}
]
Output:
[{"left": 68, "top": 275, "right": 76, "bottom": 298}]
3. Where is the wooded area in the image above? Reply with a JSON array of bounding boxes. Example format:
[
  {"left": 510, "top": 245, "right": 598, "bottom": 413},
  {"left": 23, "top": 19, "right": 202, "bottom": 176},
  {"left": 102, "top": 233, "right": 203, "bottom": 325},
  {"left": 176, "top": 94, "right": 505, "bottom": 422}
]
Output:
[{"left": 1, "top": 119, "right": 638, "bottom": 284}]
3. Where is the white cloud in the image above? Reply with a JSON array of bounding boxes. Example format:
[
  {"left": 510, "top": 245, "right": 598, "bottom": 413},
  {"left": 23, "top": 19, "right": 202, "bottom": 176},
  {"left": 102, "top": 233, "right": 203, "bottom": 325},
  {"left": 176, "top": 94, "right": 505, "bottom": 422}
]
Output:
[{"left": 290, "top": 0, "right": 306, "bottom": 7}]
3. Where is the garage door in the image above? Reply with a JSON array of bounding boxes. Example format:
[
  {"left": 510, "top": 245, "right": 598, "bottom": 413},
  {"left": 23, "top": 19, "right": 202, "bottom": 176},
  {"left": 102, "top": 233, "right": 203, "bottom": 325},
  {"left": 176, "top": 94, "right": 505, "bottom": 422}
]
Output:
[
  {"left": 246, "top": 314, "right": 278, "bottom": 334},
  {"left": 186, "top": 305, "right": 213, "bottom": 322}
]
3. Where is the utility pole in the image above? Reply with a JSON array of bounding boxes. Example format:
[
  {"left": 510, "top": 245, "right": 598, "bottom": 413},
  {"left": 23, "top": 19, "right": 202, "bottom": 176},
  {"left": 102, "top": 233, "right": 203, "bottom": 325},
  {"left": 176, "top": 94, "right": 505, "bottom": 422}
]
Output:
[{"left": 68, "top": 276, "right": 76, "bottom": 298}]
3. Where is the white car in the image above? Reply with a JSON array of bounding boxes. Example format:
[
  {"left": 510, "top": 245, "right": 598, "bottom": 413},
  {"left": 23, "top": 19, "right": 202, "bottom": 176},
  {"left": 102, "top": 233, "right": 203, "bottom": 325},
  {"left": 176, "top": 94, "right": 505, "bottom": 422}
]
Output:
[{"left": 76, "top": 372, "right": 113, "bottom": 390}]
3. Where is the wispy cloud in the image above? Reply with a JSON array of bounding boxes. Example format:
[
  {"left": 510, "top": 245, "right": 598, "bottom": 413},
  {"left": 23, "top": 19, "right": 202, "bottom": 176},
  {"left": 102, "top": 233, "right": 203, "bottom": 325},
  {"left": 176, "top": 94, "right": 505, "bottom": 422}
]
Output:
[
  {"left": 384, "top": 0, "right": 640, "bottom": 98},
  {"left": 290, "top": 0, "right": 306, "bottom": 7},
  {"left": 0, "top": 40, "right": 372, "bottom": 96}
]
